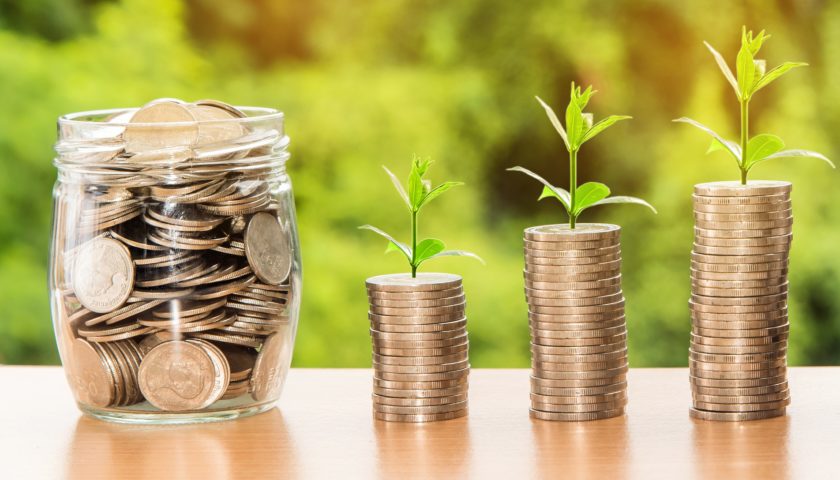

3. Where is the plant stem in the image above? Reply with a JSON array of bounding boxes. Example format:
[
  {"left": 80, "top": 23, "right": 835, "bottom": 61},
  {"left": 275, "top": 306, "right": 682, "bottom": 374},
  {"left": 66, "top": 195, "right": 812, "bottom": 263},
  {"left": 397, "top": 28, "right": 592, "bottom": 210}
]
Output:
[
  {"left": 569, "top": 148, "right": 578, "bottom": 229},
  {"left": 410, "top": 209, "right": 418, "bottom": 278},
  {"left": 740, "top": 99, "right": 749, "bottom": 185}
]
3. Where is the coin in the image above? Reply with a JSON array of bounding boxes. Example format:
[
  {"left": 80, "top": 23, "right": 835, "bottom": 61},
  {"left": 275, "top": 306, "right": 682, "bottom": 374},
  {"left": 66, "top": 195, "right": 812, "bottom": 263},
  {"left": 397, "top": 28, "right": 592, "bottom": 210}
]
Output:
[
  {"left": 689, "top": 374, "right": 788, "bottom": 388},
  {"left": 524, "top": 237, "right": 618, "bottom": 251},
  {"left": 69, "top": 338, "right": 115, "bottom": 408},
  {"left": 692, "top": 200, "right": 791, "bottom": 213},
  {"left": 373, "top": 400, "right": 468, "bottom": 415},
  {"left": 524, "top": 259, "right": 622, "bottom": 274},
  {"left": 372, "top": 393, "right": 467, "bottom": 407},
  {"left": 138, "top": 340, "right": 227, "bottom": 411},
  {"left": 366, "top": 286, "right": 463, "bottom": 300},
  {"left": 374, "top": 360, "right": 469, "bottom": 374},
  {"left": 244, "top": 212, "right": 292, "bottom": 285},
  {"left": 531, "top": 399, "right": 626, "bottom": 413},
  {"left": 525, "top": 223, "right": 620, "bottom": 241},
  {"left": 529, "top": 407, "right": 624, "bottom": 421},
  {"left": 125, "top": 100, "right": 199, "bottom": 153},
  {"left": 693, "top": 180, "right": 791, "bottom": 197},
  {"left": 373, "top": 409, "right": 467, "bottom": 423},
  {"left": 693, "top": 397, "right": 790, "bottom": 412},
  {"left": 689, "top": 407, "right": 786, "bottom": 421},
  {"left": 72, "top": 237, "right": 134, "bottom": 313},
  {"left": 372, "top": 385, "right": 466, "bottom": 399},
  {"left": 366, "top": 273, "right": 462, "bottom": 292},
  {"left": 250, "top": 333, "right": 288, "bottom": 401},
  {"left": 691, "top": 382, "right": 788, "bottom": 397}
]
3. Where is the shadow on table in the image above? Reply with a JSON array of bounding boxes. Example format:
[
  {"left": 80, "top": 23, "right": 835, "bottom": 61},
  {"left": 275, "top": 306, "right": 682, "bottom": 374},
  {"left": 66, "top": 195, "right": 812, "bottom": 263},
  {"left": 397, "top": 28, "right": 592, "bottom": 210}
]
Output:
[
  {"left": 65, "top": 407, "right": 298, "bottom": 479},
  {"left": 531, "top": 414, "right": 630, "bottom": 478},
  {"left": 691, "top": 414, "right": 791, "bottom": 480}
]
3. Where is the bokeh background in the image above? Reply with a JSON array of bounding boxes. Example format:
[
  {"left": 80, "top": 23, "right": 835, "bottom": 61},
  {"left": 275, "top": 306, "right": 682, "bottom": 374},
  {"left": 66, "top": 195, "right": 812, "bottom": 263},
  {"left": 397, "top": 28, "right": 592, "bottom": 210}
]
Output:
[{"left": 2, "top": 0, "right": 839, "bottom": 367}]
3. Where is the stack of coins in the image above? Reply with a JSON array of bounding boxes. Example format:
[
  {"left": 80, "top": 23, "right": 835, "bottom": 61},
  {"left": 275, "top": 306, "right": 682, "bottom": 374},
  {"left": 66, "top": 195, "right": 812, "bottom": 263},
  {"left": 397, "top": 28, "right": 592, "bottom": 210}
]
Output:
[
  {"left": 689, "top": 181, "right": 792, "bottom": 421},
  {"left": 524, "top": 224, "right": 629, "bottom": 421},
  {"left": 53, "top": 98, "right": 297, "bottom": 412},
  {"left": 366, "top": 273, "right": 469, "bottom": 422}
]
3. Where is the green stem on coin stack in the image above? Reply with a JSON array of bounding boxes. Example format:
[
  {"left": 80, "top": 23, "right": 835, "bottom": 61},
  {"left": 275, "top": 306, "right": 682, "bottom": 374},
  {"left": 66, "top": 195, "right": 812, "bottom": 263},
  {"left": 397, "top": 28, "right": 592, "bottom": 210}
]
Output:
[
  {"left": 740, "top": 99, "right": 749, "bottom": 185},
  {"left": 410, "top": 209, "right": 418, "bottom": 278},
  {"left": 569, "top": 148, "right": 578, "bottom": 229}
]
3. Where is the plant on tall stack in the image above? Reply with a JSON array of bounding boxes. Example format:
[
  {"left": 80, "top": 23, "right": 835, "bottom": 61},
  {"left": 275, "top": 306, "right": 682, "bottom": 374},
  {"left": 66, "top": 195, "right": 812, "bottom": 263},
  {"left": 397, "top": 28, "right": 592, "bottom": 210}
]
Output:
[
  {"left": 507, "top": 84, "right": 654, "bottom": 422},
  {"left": 675, "top": 27, "right": 833, "bottom": 422}
]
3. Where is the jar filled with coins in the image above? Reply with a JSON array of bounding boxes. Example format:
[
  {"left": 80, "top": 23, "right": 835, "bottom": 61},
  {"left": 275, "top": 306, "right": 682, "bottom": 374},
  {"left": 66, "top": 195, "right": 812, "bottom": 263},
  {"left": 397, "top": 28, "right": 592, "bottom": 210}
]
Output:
[{"left": 50, "top": 99, "right": 301, "bottom": 423}]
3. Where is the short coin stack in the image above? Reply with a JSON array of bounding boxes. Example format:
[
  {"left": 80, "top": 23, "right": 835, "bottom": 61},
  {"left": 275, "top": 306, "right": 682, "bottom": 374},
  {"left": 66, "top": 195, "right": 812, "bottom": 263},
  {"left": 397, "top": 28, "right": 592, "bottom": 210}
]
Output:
[
  {"left": 689, "top": 180, "right": 792, "bottom": 421},
  {"left": 524, "top": 224, "right": 629, "bottom": 421},
  {"left": 366, "top": 273, "right": 469, "bottom": 422}
]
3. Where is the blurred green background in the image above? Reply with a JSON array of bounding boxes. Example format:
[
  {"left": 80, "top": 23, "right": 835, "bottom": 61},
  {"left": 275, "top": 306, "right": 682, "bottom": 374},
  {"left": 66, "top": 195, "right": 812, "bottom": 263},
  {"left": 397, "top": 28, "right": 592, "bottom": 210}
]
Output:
[{"left": 1, "top": 0, "right": 839, "bottom": 367}]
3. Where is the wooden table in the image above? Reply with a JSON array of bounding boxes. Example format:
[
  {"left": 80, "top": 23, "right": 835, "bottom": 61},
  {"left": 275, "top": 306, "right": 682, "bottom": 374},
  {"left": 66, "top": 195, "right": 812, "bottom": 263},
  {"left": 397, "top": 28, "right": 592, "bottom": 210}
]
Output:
[{"left": 2, "top": 367, "right": 838, "bottom": 479}]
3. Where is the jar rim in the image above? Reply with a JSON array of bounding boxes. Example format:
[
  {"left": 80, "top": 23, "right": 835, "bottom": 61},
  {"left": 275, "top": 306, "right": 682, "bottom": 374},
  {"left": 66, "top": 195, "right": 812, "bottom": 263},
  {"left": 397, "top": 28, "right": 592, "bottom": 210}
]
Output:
[{"left": 58, "top": 106, "right": 284, "bottom": 128}]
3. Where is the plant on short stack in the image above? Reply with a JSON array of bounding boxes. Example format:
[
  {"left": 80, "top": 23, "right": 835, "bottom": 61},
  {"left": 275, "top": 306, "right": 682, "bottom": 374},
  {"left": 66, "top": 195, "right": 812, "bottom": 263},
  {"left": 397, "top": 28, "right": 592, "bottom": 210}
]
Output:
[
  {"left": 675, "top": 26, "right": 834, "bottom": 184},
  {"left": 509, "top": 83, "right": 655, "bottom": 228},
  {"left": 360, "top": 156, "right": 482, "bottom": 277}
]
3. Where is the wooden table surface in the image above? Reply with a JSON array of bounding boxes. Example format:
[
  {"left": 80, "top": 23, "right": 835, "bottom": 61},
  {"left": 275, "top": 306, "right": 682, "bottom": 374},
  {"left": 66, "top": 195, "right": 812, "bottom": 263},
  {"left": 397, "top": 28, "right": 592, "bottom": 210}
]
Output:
[{"left": 2, "top": 367, "right": 839, "bottom": 479}]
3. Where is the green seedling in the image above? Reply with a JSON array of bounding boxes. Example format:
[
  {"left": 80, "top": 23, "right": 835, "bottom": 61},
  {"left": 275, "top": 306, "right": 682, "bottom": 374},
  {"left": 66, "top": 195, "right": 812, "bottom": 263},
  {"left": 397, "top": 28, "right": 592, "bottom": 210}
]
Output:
[
  {"left": 509, "top": 83, "right": 656, "bottom": 228},
  {"left": 675, "top": 26, "right": 834, "bottom": 184},
  {"left": 360, "top": 156, "right": 483, "bottom": 277}
]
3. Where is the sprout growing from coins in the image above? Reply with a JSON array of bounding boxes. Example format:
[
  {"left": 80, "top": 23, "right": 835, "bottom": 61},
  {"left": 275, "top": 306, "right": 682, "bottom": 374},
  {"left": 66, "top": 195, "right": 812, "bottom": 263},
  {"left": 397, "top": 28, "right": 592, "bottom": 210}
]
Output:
[
  {"left": 509, "top": 83, "right": 656, "bottom": 229},
  {"left": 360, "top": 156, "right": 483, "bottom": 277},
  {"left": 675, "top": 26, "right": 834, "bottom": 184}
]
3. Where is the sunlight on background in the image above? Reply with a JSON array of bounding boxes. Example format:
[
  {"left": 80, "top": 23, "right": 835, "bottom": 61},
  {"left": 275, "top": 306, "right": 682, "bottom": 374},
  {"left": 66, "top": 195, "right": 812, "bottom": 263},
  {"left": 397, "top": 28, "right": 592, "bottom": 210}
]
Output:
[{"left": 1, "top": 0, "right": 838, "bottom": 366}]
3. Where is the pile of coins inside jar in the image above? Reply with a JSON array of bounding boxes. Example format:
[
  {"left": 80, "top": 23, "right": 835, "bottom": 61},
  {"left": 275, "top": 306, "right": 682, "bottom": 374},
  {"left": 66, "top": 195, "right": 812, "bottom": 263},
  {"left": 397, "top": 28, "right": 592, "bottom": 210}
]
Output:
[
  {"left": 54, "top": 99, "right": 296, "bottom": 413},
  {"left": 689, "top": 181, "right": 792, "bottom": 421},
  {"left": 366, "top": 273, "right": 470, "bottom": 422},
  {"left": 524, "top": 224, "right": 629, "bottom": 421}
]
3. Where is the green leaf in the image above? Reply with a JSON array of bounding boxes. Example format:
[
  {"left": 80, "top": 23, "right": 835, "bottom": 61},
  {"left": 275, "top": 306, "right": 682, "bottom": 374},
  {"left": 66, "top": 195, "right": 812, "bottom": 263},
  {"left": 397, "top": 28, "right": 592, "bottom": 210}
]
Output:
[
  {"left": 736, "top": 34, "right": 757, "bottom": 98},
  {"left": 358, "top": 225, "right": 412, "bottom": 261},
  {"left": 753, "top": 62, "right": 807, "bottom": 93},
  {"left": 673, "top": 117, "right": 742, "bottom": 164},
  {"left": 384, "top": 242, "right": 403, "bottom": 254},
  {"left": 704, "top": 41, "right": 740, "bottom": 99},
  {"left": 580, "top": 115, "right": 632, "bottom": 144},
  {"left": 572, "top": 182, "right": 610, "bottom": 216},
  {"left": 382, "top": 166, "right": 410, "bottom": 209},
  {"left": 590, "top": 195, "right": 657, "bottom": 214},
  {"left": 413, "top": 238, "right": 446, "bottom": 265},
  {"left": 706, "top": 138, "right": 742, "bottom": 164},
  {"left": 419, "top": 181, "right": 463, "bottom": 210},
  {"left": 425, "top": 250, "right": 485, "bottom": 265},
  {"left": 565, "top": 89, "right": 584, "bottom": 149},
  {"left": 743, "top": 134, "right": 785, "bottom": 169},
  {"left": 535, "top": 96, "right": 570, "bottom": 150},
  {"left": 507, "top": 166, "right": 571, "bottom": 213},
  {"left": 756, "top": 149, "right": 835, "bottom": 169},
  {"left": 538, "top": 185, "right": 572, "bottom": 212},
  {"left": 408, "top": 167, "right": 425, "bottom": 210}
]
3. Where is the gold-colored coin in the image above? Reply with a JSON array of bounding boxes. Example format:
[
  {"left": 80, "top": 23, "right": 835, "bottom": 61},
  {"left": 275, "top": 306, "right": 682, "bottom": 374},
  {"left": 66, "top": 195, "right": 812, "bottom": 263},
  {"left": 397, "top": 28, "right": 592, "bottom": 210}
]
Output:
[
  {"left": 244, "top": 212, "right": 292, "bottom": 285},
  {"left": 373, "top": 376, "right": 467, "bottom": 390},
  {"left": 372, "top": 351, "right": 467, "bottom": 366},
  {"left": 524, "top": 224, "right": 620, "bottom": 242},
  {"left": 529, "top": 407, "right": 623, "bottom": 421},
  {"left": 125, "top": 100, "right": 199, "bottom": 153},
  {"left": 689, "top": 268, "right": 788, "bottom": 281},
  {"left": 689, "top": 365, "right": 786, "bottom": 380},
  {"left": 138, "top": 340, "right": 228, "bottom": 411},
  {"left": 693, "top": 180, "right": 791, "bottom": 197},
  {"left": 533, "top": 332, "right": 628, "bottom": 347},
  {"left": 692, "top": 200, "right": 791, "bottom": 213},
  {"left": 366, "top": 273, "right": 462, "bottom": 292},
  {"left": 375, "top": 342, "right": 469, "bottom": 358},
  {"left": 689, "top": 374, "right": 788, "bottom": 388},
  {"left": 531, "top": 399, "right": 627, "bottom": 413},
  {"left": 693, "top": 208, "right": 792, "bottom": 222},
  {"left": 525, "top": 251, "right": 621, "bottom": 264},
  {"left": 371, "top": 318, "right": 467, "bottom": 334},
  {"left": 689, "top": 407, "right": 786, "bottom": 421},
  {"left": 532, "top": 364, "right": 628, "bottom": 380},
  {"left": 691, "top": 323, "right": 789, "bottom": 339},
  {"left": 372, "top": 385, "right": 466, "bottom": 398},
  {"left": 366, "top": 286, "right": 463, "bottom": 300},
  {"left": 529, "top": 375, "right": 627, "bottom": 389},
  {"left": 529, "top": 318, "right": 626, "bottom": 332},
  {"left": 693, "top": 397, "right": 790, "bottom": 412},
  {"left": 524, "top": 260, "right": 622, "bottom": 274},
  {"left": 524, "top": 237, "right": 618, "bottom": 251},
  {"left": 692, "top": 382, "right": 788, "bottom": 397},
  {"left": 372, "top": 393, "right": 467, "bottom": 407},
  {"left": 373, "top": 408, "right": 467, "bottom": 423},
  {"left": 374, "top": 360, "right": 469, "bottom": 374},
  {"left": 531, "top": 341, "right": 627, "bottom": 356},
  {"left": 368, "top": 294, "right": 466, "bottom": 308}
]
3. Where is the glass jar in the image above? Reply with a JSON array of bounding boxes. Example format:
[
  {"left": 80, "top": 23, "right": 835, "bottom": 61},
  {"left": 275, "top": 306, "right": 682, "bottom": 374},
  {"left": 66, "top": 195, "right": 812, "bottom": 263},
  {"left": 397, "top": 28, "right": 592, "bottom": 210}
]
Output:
[{"left": 50, "top": 99, "right": 301, "bottom": 424}]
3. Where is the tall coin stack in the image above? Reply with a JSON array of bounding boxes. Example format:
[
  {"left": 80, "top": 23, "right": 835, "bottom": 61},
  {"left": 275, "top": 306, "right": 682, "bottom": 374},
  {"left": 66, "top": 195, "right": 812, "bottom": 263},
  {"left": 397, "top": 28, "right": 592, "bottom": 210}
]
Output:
[
  {"left": 524, "top": 224, "right": 629, "bottom": 421},
  {"left": 689, "top": 181, "right": 792, "bottom": 421},
  {"left": 366, "top": 273, "right": 469, "bottom": 422}
]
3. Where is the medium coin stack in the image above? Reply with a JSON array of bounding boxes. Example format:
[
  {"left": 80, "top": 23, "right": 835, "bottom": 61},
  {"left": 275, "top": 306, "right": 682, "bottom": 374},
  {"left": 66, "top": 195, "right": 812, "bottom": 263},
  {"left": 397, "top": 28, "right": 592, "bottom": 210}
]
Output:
[
  {"left": 689, "top": 180, "right": 792, "bottom": 421},
  {"left": 524, "top": 224, "right": 629, "bottom": 421},
  {"left": 54, "top": 98, "right": 296, "bottom": 412},
  {"left": 366, "top": 273, "right": 469, "bottom": 422}
]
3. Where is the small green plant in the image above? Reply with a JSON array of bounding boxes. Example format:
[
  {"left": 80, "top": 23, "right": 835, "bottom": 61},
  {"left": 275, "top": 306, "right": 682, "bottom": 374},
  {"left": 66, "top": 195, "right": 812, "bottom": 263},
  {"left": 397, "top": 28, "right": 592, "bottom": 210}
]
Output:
[
  {"left": 508, "top": 83, "right": 656, "bottom": 229},
  {"left": 675, "top": 26, "right": 834, "bottom": 184},
  {"left": 360, "top": 156, "right": 483, "bottom": 277}
]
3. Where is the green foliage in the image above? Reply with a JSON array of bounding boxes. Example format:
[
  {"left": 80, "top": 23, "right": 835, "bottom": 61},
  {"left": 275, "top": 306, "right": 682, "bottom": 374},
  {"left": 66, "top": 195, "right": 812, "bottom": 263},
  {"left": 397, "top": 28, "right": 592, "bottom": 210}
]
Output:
[
  {"left": 360, "top": 156, "right": 482, "bottom": 277},
  {"left": 3, "top": 0, "right": 840, "bottom": 369},
  {"left": 509, "top": 85, "right": 654, "bottom": 228},
  {"left": 677, "top": 26, "right": 832, "bottom": 183}
]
